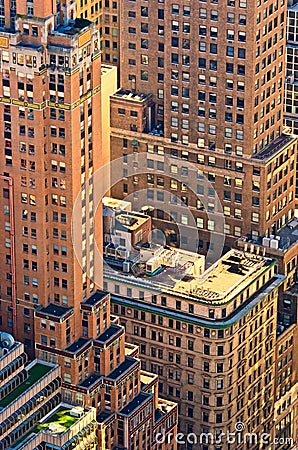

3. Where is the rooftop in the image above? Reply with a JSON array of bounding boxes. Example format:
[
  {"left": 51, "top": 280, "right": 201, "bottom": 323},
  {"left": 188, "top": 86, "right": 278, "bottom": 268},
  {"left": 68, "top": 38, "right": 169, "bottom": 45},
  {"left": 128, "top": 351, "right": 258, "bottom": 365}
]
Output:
[
  {"left": 16, "top": 42, "right": 43, "bottom": 50},
  {"left": 155, "top": 398, "right": 177, "bottom": 423},
  {"left": 140, "top": 371, "right": 158, "bottom": 390},
  {"left": 108, "top": 356, "right": 139, "bottom": 381},
  {"left": 120, "top": 392, "right": 151, "bottom": 416},
  {"left": 104, "top": 244, "right": 205, "bottom": 291},
  {"left": 38, "top": 304, "right": 72, "bottom": 319},
  {"left": 273, "top": 219, "right": 298, "bottom": 250},
  {"left": 103, "top": 196, "right": 131, "bottom": 212},
  {"left": 66, "top": 338, "right": 91, "bottom": 354},
  {"left": 105, "top": 248, "right": 273, "bottom": 303},
  {"left": 239, "top": 218, "right": 298, "bottom": 251},
  {"left": 0, "top": 363, "right": 52, "bottom": 408},
  {"left": 34, "top": 406, "right": 78, "bottom": 432},
  {"left": 97, "top": 411, "right": 114, "bottom": 423},
  {"left": 173, "top": 250, "right": 272, "bottom": 301},
  {"left": 82, "top": 290, "right": 109, "bottom": 307},
  {"left": 125, "top": 343, "right": 139, "bottom": 357},
  {"left": 96, "top": 324, "right": 123, "bottom": 345},
  {"left": 56, "top": 18, "right": 92, "bottom": 36},
  {"left": 253, "top": 134, "right": 295, "bottom": 161},
  {"left": 111, "top": 274, "right": 284, "bottom": 327},
  {"left": 114, "top": 211, "right": 149, "bottom": 232},
  {"left": 112, "top": 89, "right": 152, "bottom": 102},
  {"left": 10, "top": 404, "right": 91, "bottom": 449},
  {"left": 79, "top": 373, "right": 101, "bottom": 389}
]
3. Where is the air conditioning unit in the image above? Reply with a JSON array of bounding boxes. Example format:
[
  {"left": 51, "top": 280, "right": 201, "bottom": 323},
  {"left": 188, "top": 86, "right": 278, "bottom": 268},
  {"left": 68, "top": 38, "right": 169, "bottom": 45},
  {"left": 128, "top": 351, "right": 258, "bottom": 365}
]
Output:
[{"left": 70, "top": 407, "right": 84, "bottom": 418}]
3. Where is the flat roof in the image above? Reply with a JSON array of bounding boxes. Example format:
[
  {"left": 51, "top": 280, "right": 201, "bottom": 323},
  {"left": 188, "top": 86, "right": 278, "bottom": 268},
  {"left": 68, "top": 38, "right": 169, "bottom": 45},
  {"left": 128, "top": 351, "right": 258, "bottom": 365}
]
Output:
[
  {"left": 274, "top": 219, "right": 298, "bottom": 250},
  {"left": 66, "top": 338, "right": 90, "bottom": 354},
  {"left": 108, "top": 356, "right": 138, "bottom": 381},
  {"left": 172, "top": 250, "right": 271, "bottom": 300},
  {"left": 111, "top": 275, "right": 284, "bottom": 327},
  {"left": 106, "top": 249, "right": 272, "bottom": 302},
  {"left": 56, "top": 18, "right": 92, "bottom": 36},
  {"left": 96, "top": 324, "right": 122, "bottom": 344},
  {"left": 253, "top": 134, "right": 295, "bottom": 161},
  {"left": 120, "top": 392, "right": 151, "bottom": 416},
  {"left": 0, "top": 363, "right": 52, "bottom": 408},
  {"left": 97, "top": 411, "right": 114, "bottom": 423},
  {"left": 114, "top": 212, "right": 149, "bottom": 232},
  {"left": 104, "top": 245, "right": 204, "bottom": 291},
  {"left": 103, "top": 197, "right": 131, "bottom": 211},
  {"left": 112, "top": 89, "right": 152, "bottom": 102},
  {"left": 38, "top": 304, "right": 72, "bottom": 318},
  {"left": 83, "top": 290, "right": 109, "bottom": 306},
  {"left": 79, "top": 374, "right": 101, "bottom": 389}
]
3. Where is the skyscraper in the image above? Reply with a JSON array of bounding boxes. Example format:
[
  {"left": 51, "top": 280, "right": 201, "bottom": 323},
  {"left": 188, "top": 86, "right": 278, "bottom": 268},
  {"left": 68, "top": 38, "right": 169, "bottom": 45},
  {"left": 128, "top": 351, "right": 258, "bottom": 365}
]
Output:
[
  {"left": 110, "top": 0, "right": 297, "bottom": 251},
  {"left": 0, "top": 0, "right": 102, "bottom": 352}
]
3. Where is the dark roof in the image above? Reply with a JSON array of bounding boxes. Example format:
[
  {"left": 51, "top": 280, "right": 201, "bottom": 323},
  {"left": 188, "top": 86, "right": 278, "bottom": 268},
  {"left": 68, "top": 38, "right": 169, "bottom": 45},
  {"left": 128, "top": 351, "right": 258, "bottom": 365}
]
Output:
[
  {"left": 155, "top": 408, "right": 165, "bottom": 422},
  {"left": 253, "top": 134, "right": 295, "bottom": 160},
  {"left": 97, "top": 411, "right": 114, "bottom": 423},
  {"left": 96, "top": 324, "right": 122, "bottom": 344},
  {"left": 83, "top": 290, "right": 109, "bottom": 306},
  {"left": 66, "top": 338, "right": 91, "bottom": 354},
  {"left": 79, "top": 373, "right": 101, "bottom": 389},
  {"left": 39, "top": 304, "right": 72, "bottom": 318},
  {"left": 108, "top": 357, "right": 138, "bottom": 381},
  {"left": 120, "top": 392, "right": 151, "bottom": 416}
]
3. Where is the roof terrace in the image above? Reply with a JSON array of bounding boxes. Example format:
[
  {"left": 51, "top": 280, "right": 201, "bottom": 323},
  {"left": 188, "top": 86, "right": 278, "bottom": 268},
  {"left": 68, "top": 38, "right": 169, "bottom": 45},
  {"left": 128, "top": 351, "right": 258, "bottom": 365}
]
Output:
[
  {"left": 0, "top": 363, "right": 52, "bottom": 409},
  {"left": 105, "top": 249, "right": 274, "bottom": 304},
  {"left": 10, "top": 404, "right": 96, "bottom": 450}
]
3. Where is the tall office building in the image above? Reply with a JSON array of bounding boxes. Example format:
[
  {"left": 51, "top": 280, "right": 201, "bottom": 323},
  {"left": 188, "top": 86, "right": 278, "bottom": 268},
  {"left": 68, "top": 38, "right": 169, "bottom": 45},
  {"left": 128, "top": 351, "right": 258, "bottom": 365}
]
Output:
[
  {"left": 0, "top": 0, "right": 103, "bottom": 353},
  {"left": 110, "top": 0, "right": 297, "bottom": 251},
  {"left": 76, "top": 0, "right": 120, "bottom": 65},
  {"left": 285, "top": 0, "right": 298, "bottom": 136}
]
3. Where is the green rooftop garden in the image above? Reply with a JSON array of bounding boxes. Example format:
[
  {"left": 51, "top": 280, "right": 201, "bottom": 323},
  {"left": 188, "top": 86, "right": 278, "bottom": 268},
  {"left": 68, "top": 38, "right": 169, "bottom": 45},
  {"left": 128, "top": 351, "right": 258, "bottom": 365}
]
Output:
[
  {"left": 0, "top": 363, "right": 52, "bottom": 408},
  {"left": 36, "top": 408, "right": 78, "bottom": 431},
  {"left": 10, "top": 408, "right": 79, "bottom": 449}
]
